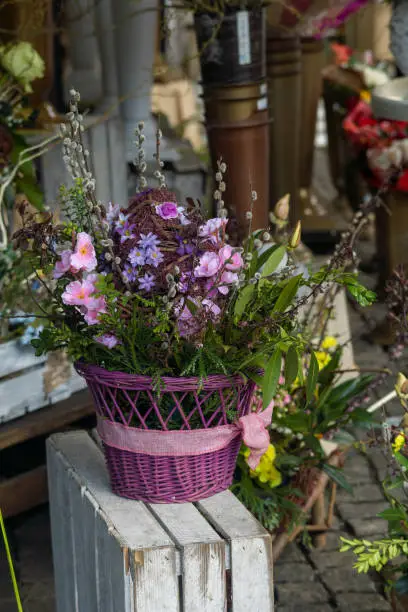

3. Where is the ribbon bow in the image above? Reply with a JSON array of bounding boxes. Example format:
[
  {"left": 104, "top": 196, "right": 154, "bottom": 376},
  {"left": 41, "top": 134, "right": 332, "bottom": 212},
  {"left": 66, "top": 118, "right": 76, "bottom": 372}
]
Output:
[{"left": 237, "top": 402, "right": 274, "bottom": 470}]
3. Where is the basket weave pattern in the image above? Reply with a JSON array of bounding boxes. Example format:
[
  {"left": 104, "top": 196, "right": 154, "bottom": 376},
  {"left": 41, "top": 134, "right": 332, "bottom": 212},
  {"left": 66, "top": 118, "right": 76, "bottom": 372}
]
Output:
[{"left": 76, "top": 363, "right": 255, "bottom": 502}]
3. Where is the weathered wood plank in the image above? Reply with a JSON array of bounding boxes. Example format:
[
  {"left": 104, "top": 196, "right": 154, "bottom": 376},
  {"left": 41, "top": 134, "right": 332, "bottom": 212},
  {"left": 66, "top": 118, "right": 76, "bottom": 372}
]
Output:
[
  {"left": 197, "top": 491, "right": 274, "bottom": 612},
  {"left": 47, "top": 432, "right": 179, "bottom": 612},
  {"left": 68, "top": 478, "right": 99, "bottom": 611},
  {"left": 0, "top": 341, "right": 46, "bottom": 379},
  {"left": 0, "top": 367, "right": 45, "bottom": 422},
  {"left": 0, "top": 465, "right": 48, "bottom": 518},
  {"left": 148, "top": 501, "right": 226, "bottom": 610},
  {"left": 0, "top": 389, "right": 93, "bottom": 450},
  {"left": 47, "top": 440, "right": 78, "bottom": 612},
  {"left": 0, "top": 365, "right": 87, "bottom": 424}
]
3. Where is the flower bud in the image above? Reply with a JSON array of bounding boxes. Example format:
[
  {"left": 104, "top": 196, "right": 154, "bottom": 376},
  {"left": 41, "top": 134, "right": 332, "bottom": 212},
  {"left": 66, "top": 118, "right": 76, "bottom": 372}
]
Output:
[
  {"left": 274, "top": 194, "right": 290, "bottom": 221},
  {"left": 289, "top": 220, "right": 301, "bottom": 249}
]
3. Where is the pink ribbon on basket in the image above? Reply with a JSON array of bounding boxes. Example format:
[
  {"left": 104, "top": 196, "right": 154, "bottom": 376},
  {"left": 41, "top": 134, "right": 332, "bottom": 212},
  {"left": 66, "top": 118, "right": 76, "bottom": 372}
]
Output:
[
  {"left": 97, "top": 402, "right": 273, "bottom": 462},
  {"left": 238, "top": 402, "right": 274, "bottom": 469}
]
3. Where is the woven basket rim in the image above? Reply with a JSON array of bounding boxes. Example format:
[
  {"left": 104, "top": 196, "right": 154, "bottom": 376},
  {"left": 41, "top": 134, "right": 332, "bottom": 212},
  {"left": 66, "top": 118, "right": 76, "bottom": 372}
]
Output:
[{"left": 74, "top": 361, "right": 250, "bottom": 391}]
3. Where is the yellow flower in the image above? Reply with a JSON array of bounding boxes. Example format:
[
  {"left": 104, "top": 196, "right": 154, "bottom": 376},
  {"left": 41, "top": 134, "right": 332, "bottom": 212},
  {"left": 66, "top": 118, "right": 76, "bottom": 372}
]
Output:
[
  {"left": 360, "top": 90, "right": 371, "bottom": 103},
  {"left": 315, "top": 351, "right": 331, "bottom": 370},
  {"left": 0, "top": 42, "right": 45, "bottom": 92},
  {"left": 268, "top": 465, "right": 282, "bottom": 488},
  {"left": 321, "top": 336, "right": 337, "bottom": 350},
  {"left": 393, "top": 432, "right": 405, "bottom": 453}
]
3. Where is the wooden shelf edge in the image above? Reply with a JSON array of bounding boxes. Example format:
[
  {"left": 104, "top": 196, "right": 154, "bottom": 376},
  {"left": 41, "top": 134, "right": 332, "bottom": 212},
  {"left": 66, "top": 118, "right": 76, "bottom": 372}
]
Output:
[{"left": 0, "top": 389, "right": 94, "bottom": 450}]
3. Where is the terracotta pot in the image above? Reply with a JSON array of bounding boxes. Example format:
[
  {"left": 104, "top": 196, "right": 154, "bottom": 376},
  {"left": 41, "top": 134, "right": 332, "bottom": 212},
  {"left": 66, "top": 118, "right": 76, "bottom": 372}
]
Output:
[
  {"left": 204, "top": 83, "right": 269, "bottom": 236},
  {"left": 266, "top": 33, "right": 302, "bottom": 221}
]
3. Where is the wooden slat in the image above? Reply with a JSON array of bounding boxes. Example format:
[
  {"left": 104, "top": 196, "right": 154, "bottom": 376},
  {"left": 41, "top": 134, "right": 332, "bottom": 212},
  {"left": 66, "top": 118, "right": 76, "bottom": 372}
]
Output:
[
  {"left": 68, "top": 478, "right": 99, "bottom": 611},
  {"left": 47, "top": 439, "right": 78, "bottom": 612},
  {"left": 197, "top": 491, "right": 274, "bottom": 612},
  {"left": 148, "top": 501, "right": 226, "bottom": 610},
  {"left": 0, "top": 340, "right": 46, "bottom": 379},
  {"left": 0, "top": 465, "right": 48, "bottom": 518},
  {"left": 0, "top": 389, "right": 93, "bottom": 450},
  {"left": 47, "top": 432, "right": 179, "bottom": 612}
]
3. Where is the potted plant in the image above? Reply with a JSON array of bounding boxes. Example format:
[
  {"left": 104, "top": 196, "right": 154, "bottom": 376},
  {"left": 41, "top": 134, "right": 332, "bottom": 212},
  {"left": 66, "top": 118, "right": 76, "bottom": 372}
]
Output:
[{"left": 12, "top": 89, "right": 376, "bottom": 503}]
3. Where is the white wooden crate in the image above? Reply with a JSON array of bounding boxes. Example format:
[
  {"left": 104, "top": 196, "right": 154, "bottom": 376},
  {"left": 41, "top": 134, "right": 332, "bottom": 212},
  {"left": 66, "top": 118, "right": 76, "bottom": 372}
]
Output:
[
  {"left": 47, "top": 431, "right": 274, "bottom": 612},
  {"left": 0, "top": 340, "right": 86, "bottom": 424}
]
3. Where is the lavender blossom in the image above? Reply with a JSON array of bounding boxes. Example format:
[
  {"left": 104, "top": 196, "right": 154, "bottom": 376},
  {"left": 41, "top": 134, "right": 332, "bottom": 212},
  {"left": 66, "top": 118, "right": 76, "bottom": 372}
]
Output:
[
  {"left": 175, "top": 235, "right": 194, "bottom": 256},
  {"left": 138, "top": 232, "right": 160, "bottom": 250},
  {"left": 128, "top": 247, "right": 145, "bottom": 267},
  {"left": 122, "top": 263, "right": 137, "bottom": 283},
  {"left": 145, "top": 247, "right": 164, "bottom": 268},
  {"left": 117, "top": 221, "right": 136, "bottom": 243},
  {"left": 138, "top": 273, "right": 155, "bottom": 292}
]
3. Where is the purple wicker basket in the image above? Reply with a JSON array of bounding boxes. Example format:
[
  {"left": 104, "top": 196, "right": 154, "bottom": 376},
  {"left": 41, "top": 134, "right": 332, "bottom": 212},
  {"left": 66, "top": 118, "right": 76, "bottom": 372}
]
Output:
[{"left": 75, "top": 363, "right": 256, "bottom": 503}]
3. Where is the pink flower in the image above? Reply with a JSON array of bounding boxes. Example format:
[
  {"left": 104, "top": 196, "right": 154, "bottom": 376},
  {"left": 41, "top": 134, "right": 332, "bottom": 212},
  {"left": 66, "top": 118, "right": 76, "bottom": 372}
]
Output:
[
  {"left": 70, "top": 232, "right": 97, "bottom": 272},
  {"left": 53, "top": 250, "right": 73, "bottom": 279},
  {"left": 84, "top": 296, "right": 107, "bottom": 325},
  {"left": 95, "top": 333, "right": 120, "bottom": 349},
  {"left": 155, "top": 201, "right": 179, "bottom": 220},
  {"left": 218, "top": 270, "right": 238, "bottom": 295},
  {"left": 198, "top": 218, "right": 227, "bottom": 244},
  {"left": 61, "top": 280, "right": 96, "bottom": 306},
  {"left": 194, "top": 251, "right": 221, "bottom": 278},
  {"left": 219, "top": 245, "right": 243, "bottom": 271}
]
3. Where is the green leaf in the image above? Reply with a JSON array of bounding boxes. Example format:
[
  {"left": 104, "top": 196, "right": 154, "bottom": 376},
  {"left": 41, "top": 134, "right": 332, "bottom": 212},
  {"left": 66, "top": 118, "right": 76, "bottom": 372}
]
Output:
[
  {"left": 262, "top": 348, "right": 282, "bottom": 409},
  {"left": 395, "top": 452, "right": 408, "bottom": 470},
  {"left": 318, "top": 349, "right": 341, "bottom": 385},
  {"left": 305, "top": 434, "right": 324, "bottom": 457},
  {"left": 272, "top": 275, "right": 302, "bottom": 313},
  {"left": 260, "top": 245, "right": 286, "bottom": 277},
  {"left": 284, "top": 345, "right": 299, "bottom": 387},
  {"left": 378, "top": 508, "right": 405, "bottom": 522},
  {"left": 306, "top": 351, "right": 319, "bottom": 404},
  {"left": 15, "top": 177, "right": 44, "bottom": 210},
  {"left": 186, "top": 299, "right": 198, "bottom": 315},
  {"left": 234, "top": 284, "right": 255, "bottom": 318},
  {"left": 323, "top": 463, "right": 353, "bottom": 494}
]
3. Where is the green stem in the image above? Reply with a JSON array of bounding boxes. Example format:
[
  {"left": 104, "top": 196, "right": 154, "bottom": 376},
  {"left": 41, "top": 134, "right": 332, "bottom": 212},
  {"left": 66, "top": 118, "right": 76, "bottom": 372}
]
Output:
[{"left": 0, "top": 508, "right": 23, "bottom": 612}]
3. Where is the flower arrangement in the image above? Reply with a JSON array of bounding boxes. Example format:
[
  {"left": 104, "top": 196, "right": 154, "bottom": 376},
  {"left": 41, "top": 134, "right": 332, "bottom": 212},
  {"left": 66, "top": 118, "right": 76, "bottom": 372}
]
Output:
[{"left": 11, "top": 89, "right": 378, "bottom": 502}]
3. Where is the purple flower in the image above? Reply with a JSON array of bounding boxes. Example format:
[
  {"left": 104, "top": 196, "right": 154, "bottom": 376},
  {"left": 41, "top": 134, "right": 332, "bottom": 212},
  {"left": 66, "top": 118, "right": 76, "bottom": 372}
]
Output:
[
  {"left": 175, "top": 235, "right": 194, "bottom": 256},
  {"left": 115, "top": 212, "right": 129, "bottom": 230},
  {"left": 155, "top": 201, "right": 179, "bottom": 220},
  {"left": 202, "top": 298, "right": 221, "bottom": 318},
  {"left": 145, "top": 247, "right": 164, "bottom": 268},
  {"left": 138, "top": 273, "right": 155, "bottom": 292},
  {"left": 117, "top": 221, "right": 136, "bottom": 243},
  {"left": 177, "top": 272, "right": 191, "bottom": 293},
  {"left": 177, "top": 206, "right": 191, "bottom": 226},
  {"left": 106, "top": 202, "right": 120, "bottom": 225},
  {"left": 122, "top": 263, "right": 137, "bottom": 283},
  {"left": 138, "top": 232, "right": 160, "bottom": 250},
  {"left": 128, "top": 247, "right": 145, "bottom": 266},
  {"left": 95, "top": 333, "right": 121, "bottom": 349}
]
